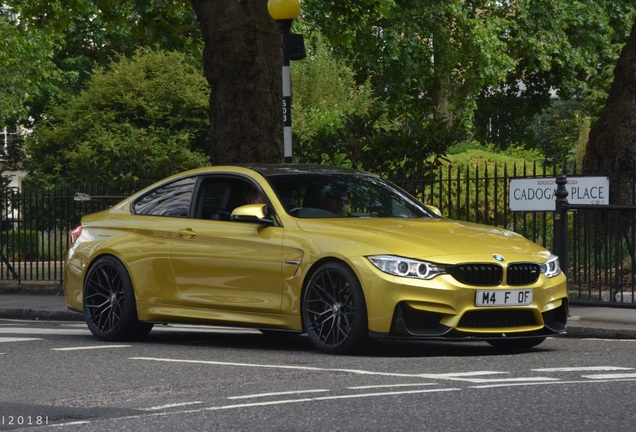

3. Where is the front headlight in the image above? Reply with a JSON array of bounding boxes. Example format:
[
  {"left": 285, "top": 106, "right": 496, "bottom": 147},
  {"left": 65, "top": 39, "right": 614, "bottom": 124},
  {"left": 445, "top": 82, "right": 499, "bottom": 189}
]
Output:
[
  {"left": 540, "top": 254, "right": 562, "bottom": 278},
  {"left": 367, "top": 255, "right": 447, "bottom": 280}
]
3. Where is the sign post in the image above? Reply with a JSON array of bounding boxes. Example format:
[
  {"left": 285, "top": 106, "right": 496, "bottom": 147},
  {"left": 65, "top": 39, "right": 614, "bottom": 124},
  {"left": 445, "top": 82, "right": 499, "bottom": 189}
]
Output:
[
  {"left": 268, "top": 0, "right": 306, "bottom": 163},
  {"left": 553, "top": 175, "right": 569, "bottom": 280},
  {"left": 509, "top": 176, "right": 609, "bottom": 211}
]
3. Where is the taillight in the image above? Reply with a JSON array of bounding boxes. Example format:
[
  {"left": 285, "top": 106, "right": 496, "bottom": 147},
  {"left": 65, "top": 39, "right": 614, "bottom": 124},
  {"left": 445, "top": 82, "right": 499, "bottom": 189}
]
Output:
[{"left": 70, "top": 225, "right": 82, "bottom": 243}]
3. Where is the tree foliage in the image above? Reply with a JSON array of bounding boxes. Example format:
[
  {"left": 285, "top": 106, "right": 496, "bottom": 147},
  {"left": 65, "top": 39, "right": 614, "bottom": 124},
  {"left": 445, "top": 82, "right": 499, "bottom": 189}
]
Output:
[
  {"left": 7, "top": 0, "right": 636, "bottom": 186},
  {"left": 302, "top": 0, "right": 635, "bottom": 148},
  {"left": 303, "top": 0, "right": 514, "bottom": 125},
  {"left": 290, "top": 34, "right": 376, "bottom": 139},
  {"left": 296, "top": 109, "right": 464, "bottom": 195},
  {"left": 0, "top": 12, "right": 64, "bottom": 123},
  {"left": 4, "top": 0, "right": 201, "bottom": 120},
  {"left": 476, "top": 0, "right": 635, "bottom": 146},
  {"left": 25, "top": 50, "right": 210, "bottom": 188}
]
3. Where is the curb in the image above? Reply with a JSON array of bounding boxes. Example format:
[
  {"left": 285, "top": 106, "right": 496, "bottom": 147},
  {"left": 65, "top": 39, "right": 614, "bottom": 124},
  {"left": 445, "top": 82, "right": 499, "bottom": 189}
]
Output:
[
  {"left": 0, "top": 283, "right": 63, "bottom": 296},
  {"left": 0, "top": 308, "right": 83, "bottom": 322},
  {"left": 564, "top": 325, "right": 636, "bottom": 340},
  {"left": 1, "top": 284, "right": 635, "bottom": 340},
  {"left": 1, "top": 310, "right": 634, "bottom": 340}
]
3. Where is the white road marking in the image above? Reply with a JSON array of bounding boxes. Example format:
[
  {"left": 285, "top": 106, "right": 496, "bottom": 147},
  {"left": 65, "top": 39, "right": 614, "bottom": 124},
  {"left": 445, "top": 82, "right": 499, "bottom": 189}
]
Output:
[
  {"left": 42, "top": 357, "right": 636, "bottom": 430},
  {"left": 140, "top": 401, "right": 203, "bottom": 411},
  {"left": 0, "top": 337, "right": 43, "bottom": 343},
  {"left": 228, "top": 389, "right": 330, "bottom": 399},
  {"left": 130, "top": 357, "right": 557, "bottom": 384},
  {"left": 313, "top": 388, "right": 461, "bottom": 400},
  {"left": 0, "top": 327, "right": 90, "bottom": 335},
  {"left": 52, "top": 345, "right": 131, "bottom": 351},
  {"left": 132, "top": 356, "right": 636, "bottom": 388},
  {"left": 582, "top": 373, "right": 636, "bottom": 379},
  {"left": 130, "top": 357, "right": 421, "bottom": 377},
  {"left": 50, "top": 421, "right": 91, "bottom": 427},
  {"left": 424, "top": 371, "right": 507, "bottom": 377},
  {"left": 415, "top": 371, "right": 558, "bottom": 383},
  {"left": 53, "top": 387, "right": 464, "bottom": 429},
  {"left": 532, "top": 366, "right": 634, "bottom": 372},
  {"left": 348, "top": 383, "right": 437, "bottom": 390},
  {"left": 470, "top": 378, "right": 636, "bottom": 389},
  {"left": 417, "top": 371, "right": 509, "bottom": 381},
  {"left": 456, "top": 377, "right": 560, "bottom": 383}
]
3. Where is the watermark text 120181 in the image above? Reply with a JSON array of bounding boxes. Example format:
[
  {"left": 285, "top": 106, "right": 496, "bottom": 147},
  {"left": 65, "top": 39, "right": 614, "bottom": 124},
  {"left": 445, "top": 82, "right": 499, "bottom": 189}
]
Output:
[{"left": 2, "top": 415, "right": 49, "bottom": 426}]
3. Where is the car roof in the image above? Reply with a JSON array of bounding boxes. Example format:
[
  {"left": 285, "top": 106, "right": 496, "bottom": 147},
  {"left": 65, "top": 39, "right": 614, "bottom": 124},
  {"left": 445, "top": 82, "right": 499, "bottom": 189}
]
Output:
[
  {"left": 127, "top": 165, "right": 372, "bottom": 200},
  {"left": 242, "top": 164, "right": 370, "bottom": 178}
]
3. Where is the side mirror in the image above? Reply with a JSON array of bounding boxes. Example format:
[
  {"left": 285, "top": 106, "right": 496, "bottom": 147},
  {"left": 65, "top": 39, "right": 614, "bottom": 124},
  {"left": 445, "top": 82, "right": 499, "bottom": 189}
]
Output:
[
  {"left": 425, "top": 205, "right": 443, "bottom": 217},
  {"left": 231, "top": 204, "right": 275, "bottom": 226}
]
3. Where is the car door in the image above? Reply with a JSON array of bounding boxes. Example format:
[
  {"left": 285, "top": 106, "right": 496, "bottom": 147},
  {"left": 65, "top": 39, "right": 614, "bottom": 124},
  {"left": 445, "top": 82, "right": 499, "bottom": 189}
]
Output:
[
  {"left": 169, "top": 176, "right": 285, "bottom": 313},
  {"left": 130, "top": 176, "right": 198, "bottom": 305}
]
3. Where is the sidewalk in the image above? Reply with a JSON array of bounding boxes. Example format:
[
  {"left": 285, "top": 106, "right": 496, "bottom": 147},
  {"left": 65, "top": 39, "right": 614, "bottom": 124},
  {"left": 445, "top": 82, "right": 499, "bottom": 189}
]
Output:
[{"left": 1, "top": 285, "right": 635, "bottom": 339}]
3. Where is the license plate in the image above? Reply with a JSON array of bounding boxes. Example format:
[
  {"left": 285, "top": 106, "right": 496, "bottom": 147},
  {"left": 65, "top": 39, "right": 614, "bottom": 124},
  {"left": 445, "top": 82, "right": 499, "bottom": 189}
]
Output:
[{"left": 476, "top": 289, "right": 533, "bottom": 306}]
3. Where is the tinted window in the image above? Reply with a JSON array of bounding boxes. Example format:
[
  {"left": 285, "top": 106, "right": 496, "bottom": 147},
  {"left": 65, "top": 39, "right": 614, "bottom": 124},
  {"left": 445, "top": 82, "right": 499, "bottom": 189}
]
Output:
[
  {"left": 133, "top": 177, "right": 196, "bottom": 217},
  {"left": 194, "top": 176, "right": 265, "bottom": 221},
  {"left": 267, "top": 173, "right": 433, "bottom": 219}
]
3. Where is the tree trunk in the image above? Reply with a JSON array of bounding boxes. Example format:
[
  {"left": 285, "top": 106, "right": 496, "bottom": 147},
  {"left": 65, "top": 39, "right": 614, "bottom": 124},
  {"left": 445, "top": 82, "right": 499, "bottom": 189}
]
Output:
[
  {"left": 190, "top": 0, "right": 283, "bottom": 164},
  {"left": 431, "top": 20, "right": 452, "bottom": 126},
  {"left": 583, "top": 19, "right": 636, "bottom": 204}
]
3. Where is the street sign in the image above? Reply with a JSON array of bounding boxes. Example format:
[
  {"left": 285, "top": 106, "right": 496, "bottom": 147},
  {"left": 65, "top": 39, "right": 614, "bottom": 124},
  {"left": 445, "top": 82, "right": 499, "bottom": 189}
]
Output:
[{"left": 509, "top": 177, "right": 609, "bottom": 211}]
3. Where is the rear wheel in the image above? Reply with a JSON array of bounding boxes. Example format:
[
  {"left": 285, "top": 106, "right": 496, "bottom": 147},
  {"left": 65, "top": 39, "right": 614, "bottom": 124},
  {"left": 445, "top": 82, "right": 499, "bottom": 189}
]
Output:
[
  {"left": 302, "top": 262, "right": 368, "bottom": 354},
  {"left": 487, "top": 336, "right": 546, "bottom": 349},
  {"left": 83, "top": 256, "right": 153, "bottom": 341}
]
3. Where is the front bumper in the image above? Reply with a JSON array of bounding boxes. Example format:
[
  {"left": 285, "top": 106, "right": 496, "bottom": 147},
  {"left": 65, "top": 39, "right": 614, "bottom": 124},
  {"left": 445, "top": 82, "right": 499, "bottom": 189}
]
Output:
[
  {"left": 356, "top": 256, "right": 569, "bottom": 340},
  {"left": 370, "top": 298, "right": 568, "bottom": 340}
]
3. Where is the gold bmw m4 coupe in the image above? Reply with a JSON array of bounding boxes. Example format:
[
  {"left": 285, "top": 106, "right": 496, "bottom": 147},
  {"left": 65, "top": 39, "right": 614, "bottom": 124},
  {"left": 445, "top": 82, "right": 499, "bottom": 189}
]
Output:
[{"left": 64, "top": 165, "right": 568, "bottom": 354}]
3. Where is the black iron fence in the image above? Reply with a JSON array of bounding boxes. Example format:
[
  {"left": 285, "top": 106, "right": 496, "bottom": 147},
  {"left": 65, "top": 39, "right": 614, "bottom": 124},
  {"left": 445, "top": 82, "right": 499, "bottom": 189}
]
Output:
[
  {"left": 553, "top": 174, "right": 636, "bottom": 307},
  {"left": 395, "top": 163, "right": 636, "bottom": 308},
  {"left": 568, "top": 204, "right": 636, "bottom": 305},
  {"left": 0, "top": 184, "right": 138, "bottom": 283},
  {"left": 1, "top": 164, "right": 634, "bottom": 307}
]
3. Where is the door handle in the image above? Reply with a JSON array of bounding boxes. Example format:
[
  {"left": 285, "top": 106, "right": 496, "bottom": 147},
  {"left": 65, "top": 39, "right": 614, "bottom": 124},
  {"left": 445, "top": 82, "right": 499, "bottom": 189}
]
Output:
[{"left": 176, "top": 228, "right": 197, "bottom": 239}]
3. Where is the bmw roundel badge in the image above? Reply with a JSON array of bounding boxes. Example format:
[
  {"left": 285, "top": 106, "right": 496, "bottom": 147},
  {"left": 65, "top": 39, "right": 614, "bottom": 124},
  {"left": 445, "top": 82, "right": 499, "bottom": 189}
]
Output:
[{"left": 493, "top": 254, "right": 505, "bottom": 262}]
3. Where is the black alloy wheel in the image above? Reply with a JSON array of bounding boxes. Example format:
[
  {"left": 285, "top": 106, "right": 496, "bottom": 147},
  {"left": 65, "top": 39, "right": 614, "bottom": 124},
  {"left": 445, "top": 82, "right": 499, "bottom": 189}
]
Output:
[
  {"left": 83, "top": 255, "right": 153, "bottom": 341},
  {"left": 302, "top": 261, "right": 368, "bottom": 354}
]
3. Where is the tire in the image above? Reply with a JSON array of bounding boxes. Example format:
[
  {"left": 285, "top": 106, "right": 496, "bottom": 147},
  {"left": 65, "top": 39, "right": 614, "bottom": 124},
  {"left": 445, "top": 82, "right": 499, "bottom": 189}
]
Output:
[
  {"left": 487, "top": 336, "right": 546, "bottom": 349},
  {"left": 302, "top": 261, "right": 368, "bottom": 354},
  {"left": 83, "top": 256, "right": 153, "bottom": 341}
]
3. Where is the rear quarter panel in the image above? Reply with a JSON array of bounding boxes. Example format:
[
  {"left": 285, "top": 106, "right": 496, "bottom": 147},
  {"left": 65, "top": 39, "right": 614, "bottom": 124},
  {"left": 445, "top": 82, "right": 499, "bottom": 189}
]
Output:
[{"left": 64, "top": 216, "right": 180, "bottom": 311}]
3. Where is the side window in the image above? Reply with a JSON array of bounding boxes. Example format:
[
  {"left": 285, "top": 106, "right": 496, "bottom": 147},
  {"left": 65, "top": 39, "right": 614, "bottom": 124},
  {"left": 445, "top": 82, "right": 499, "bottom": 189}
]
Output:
[
  {"left": 133, "top": 177, "right": 196, "bottom": 217},
  {"left": 195, "top": 177, "right": 259, "bottom": 221},
  {"left": 197, "top": 180, "right": 232, "bottom": 220}
]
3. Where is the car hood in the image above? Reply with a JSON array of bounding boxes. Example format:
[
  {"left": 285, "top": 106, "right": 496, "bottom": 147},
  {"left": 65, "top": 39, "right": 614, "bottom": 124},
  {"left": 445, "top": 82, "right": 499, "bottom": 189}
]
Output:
[{"left": 294, "top": 217, "right": 550, "bottom": 263}]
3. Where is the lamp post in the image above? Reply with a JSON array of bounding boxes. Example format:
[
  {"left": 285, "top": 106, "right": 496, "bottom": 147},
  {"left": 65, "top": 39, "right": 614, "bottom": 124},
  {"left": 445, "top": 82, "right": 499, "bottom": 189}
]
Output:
[{"left": 268, "top": 0, "right": 304, "bottom": 163}]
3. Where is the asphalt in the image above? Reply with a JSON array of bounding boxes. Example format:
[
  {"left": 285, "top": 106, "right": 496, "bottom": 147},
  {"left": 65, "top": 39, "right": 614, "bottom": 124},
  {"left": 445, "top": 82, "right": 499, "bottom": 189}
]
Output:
[{"left": 1, "top": 283, "right": 635, "bottom": 339}]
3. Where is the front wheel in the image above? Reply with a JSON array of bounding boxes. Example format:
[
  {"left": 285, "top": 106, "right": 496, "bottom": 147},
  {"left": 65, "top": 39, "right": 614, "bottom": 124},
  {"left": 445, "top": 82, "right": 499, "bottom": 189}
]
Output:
[
  {"left": 302, "top": 261, "right": 368, "bottom": 354},
  {"left": 487, "top": 336, "right": 546, "bottom": 349},
  {"left": 83, "top": 256, "right": 153, "bottom": 341}
]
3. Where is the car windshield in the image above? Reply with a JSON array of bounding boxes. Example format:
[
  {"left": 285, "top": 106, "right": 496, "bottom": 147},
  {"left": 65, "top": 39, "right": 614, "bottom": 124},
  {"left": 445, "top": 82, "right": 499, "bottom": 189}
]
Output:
[{"left": 266, "top": 172, "right": 435, "bottom": 219}]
